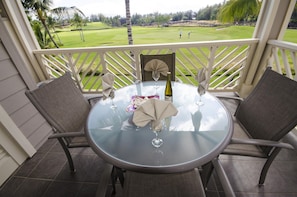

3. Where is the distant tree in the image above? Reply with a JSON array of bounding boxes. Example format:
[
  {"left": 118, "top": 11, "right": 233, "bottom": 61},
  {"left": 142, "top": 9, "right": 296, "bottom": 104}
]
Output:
[
  {"left": 289, "top": 3, "right": 297, "bottom": 28},
  {"left": 98, "top": 14, "right": 106, "bottom": 22},
  {"left": 131, "top": 13, "right": 142, "bottom": 25},
  {"left": 153, "top": 12, "right": 170, "bottom": 27},
  {"left": 138, "top": 14, "right": 155, "bottom": 26},
  {"left": 197, "top": 6, "right": 211, "bottom": 20},
  {"left": 113, "top": 16, "right": 121, "bottom": 26},
  {"left": 184, "top": 10, "right": 193, "bottom": 20},
  {"left": 196, "top": 4, "right": 222, "bottom": 20},
  {"left": 105, "top": 16, "right": 121, "bottom": 27},
  {"left": 210, "top": 4, "right": 222, "bottom": 20},
  {"left": 172, "top": 12, "right": 184, "bottom": 21},
  {"left": 90, "top": 14, "right": 99, "bottom": 22},
  {"left": 218, "top": 0, "right": 260, "bottom": 24}
]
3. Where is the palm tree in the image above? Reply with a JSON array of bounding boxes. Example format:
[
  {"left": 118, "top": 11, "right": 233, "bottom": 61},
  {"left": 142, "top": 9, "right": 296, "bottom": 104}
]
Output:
[
  {"left": 47, "top": 16, "right": 62, "bottom": 45},
  {"left": 218, "top": 0, "right": 261, "bottom": 24},
  {"left": 125, "top": 0, "right": 133, "bottom": 45},
  {"left": 71, "top": 13, "right": 85, "bottom": 42},
  {"left": 125, "top": 0, "right": 135, "bottom": 75},
  {"left": 50, "top": 6, "right": 85, "bottom": 26},
  {"left": 51, "top": 6, "right": 86, "bottom": 42},
  {"left": 22, "top": 0, "right": 60, "bottom": 48},
  {"left": 31, "top": 21, "right": 51, "bottom": 48}
]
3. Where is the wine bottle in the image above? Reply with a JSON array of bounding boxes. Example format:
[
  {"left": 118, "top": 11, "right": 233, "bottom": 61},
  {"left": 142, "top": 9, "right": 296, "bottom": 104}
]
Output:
[{"left": 165, "top": 72, "right": 172, "bottom": 102}]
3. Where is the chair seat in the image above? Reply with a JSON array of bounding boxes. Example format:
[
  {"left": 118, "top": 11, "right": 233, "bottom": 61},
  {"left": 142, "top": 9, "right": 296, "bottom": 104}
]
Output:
[
  {"left": 215, "top": 93, "right": 266, "bottom": 157},
  {"left": 223, "top": 117, "right": 266, "bottom": 157},
  {"left": 123, "top": 169, "right": 206, "bottom": 197},
  {"left": 68, "top": 136, "right": 89, "bottom": 147},
  {"left": 213, "top": 92, "right": 266, "bottom": 157}
]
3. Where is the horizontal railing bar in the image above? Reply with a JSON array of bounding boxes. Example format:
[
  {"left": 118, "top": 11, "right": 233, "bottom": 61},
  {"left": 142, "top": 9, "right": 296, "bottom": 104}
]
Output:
[
  {"left": 33, "top": 39, "right": 259, "bottom": 54},
  {"left": 268, "top": 40, "right": 297, "bottom": 52}
]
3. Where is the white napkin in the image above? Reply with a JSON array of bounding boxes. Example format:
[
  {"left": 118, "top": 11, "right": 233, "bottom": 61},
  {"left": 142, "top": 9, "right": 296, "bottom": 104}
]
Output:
[
  {"left": 195, "top": 68, "right": 208, "bottom": 95},
  {"left": 144, "top": 59, "right": 169, "bottom": 76},
  {"left": 132, "top": 99, "right": 178, "bottom": 128},
  {"left": 102, "top": 73, "right": 115, "bottom": 99}
]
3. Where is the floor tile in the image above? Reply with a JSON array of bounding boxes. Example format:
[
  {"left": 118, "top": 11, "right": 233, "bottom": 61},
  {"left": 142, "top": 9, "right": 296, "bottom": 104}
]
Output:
[
  {"left": 0, "top": 177, "right": 26, "bottom": 196},
  {"left": 43, "top": 181, "right": 82, "bottom": 197},
  {"left": 13, "top": 178, "right": 51, "bottom": 197},
  {"left": 77, "top": 183, "right": 99, "bottom": 197},
  {"left": 14, "top": 152, "right": 45, "bottom": 177},
  {"left": 56, "top": 154, "right": 106, "bottom": 183},
  {"left": 29, "top": 152, "right": 66, "bottom": 179}
]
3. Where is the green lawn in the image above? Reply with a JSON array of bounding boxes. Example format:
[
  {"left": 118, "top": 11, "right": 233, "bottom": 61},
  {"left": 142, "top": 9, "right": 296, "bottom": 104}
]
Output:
[{"left": 54, "top": 22, "right": 297, "bottom": 48}]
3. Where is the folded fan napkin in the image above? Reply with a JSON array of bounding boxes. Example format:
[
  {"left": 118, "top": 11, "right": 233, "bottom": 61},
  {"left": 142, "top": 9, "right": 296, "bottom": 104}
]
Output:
[
  {"left": 102, "top": 73, "right": 115, "bottom": 99},
  {"left": 195, "top": 68, "right": 208, "bottom": 95},
  {"left": 144, "top": 59, "right": 169, "bottom": 76},
  {"left": 132, "top": 99, "right": 178, "bottom": 128}
]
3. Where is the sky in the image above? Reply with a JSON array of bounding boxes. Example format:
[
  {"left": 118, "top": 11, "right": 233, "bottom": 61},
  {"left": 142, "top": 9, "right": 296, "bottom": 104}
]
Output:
[{"left": 52, "top": 0, "right": 224, "bottom": 17}]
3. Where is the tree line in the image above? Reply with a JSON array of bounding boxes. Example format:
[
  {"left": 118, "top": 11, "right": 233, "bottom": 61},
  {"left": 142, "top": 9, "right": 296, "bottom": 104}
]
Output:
[{"left": 88, "top": 4, "right": 223, "bottom": 27}]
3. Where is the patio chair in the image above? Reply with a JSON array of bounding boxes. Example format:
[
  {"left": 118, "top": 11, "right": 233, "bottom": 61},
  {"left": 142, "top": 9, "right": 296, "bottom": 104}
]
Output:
[
  {"left": 140, "top": 53, "right": 175, "bottom": 81},
  {"left": 26, "top": 72, "right": 124, "bottom": 195},
  {"left": 218, "top": 67, "right": 297, "bottom": 185},
  {"left": 123, "top": 168, "right": 206, "bottom": 197},
  {"left": 25, "top": 72, "right": 98, "bottom": 173}
]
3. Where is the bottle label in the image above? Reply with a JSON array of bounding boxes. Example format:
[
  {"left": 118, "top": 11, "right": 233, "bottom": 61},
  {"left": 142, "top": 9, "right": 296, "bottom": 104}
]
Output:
[{"left": 165, "top": 96, "right": 172, "bottom": 102}]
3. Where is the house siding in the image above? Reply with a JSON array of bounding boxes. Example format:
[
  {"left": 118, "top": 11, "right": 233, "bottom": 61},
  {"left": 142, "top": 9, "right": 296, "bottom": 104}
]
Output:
[{"left": 0, "top": 40, "right": 52, "bottom": 150}]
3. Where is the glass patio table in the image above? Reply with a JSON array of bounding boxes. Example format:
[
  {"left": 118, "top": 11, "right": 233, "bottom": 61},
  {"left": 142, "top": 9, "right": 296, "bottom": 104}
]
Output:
[{"left": 86, "top": 81, "right": 233, "bottom": 173}]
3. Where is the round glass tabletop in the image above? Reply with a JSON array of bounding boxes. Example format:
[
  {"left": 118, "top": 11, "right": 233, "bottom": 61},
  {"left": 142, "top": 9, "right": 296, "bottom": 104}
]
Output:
[{"left": 86, "top": 81, "right": 233, "bottom": 173}]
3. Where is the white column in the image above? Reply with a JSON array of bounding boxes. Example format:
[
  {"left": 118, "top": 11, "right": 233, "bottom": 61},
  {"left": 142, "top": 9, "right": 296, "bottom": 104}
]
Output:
[{"left": 239, "top": 0, "right": 296, "bottom": 97}]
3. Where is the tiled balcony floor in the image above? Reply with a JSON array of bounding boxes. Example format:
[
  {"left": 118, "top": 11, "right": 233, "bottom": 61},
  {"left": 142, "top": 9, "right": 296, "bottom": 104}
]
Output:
[{"left": 0, "top": 137, "right": 296, "bottom": 197}]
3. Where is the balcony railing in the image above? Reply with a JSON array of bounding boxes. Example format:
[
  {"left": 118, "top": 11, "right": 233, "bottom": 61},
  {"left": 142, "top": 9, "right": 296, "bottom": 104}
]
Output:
[
  {"left": 266, "top": 40, "right": 297, "bottom": 80},
  {"left": 33, "top": 38, "right": 297, "bottom": 94}
]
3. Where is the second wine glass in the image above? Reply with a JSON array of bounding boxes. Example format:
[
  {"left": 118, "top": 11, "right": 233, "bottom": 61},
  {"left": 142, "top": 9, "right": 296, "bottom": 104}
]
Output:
[
  {"left": 151, "top": 120, "right": 163, "bottom": 148},
  {"left": 152, "top": 70, "right": 160, "bottom": 89},
  {"left": 110, "top": 90, "right": 117, "bottom": 109}
]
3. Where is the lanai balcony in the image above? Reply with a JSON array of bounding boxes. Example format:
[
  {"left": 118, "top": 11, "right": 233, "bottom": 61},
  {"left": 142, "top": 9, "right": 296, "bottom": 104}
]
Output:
[{"left": 0, "top": 0, "right": 297, "bottom": 196}]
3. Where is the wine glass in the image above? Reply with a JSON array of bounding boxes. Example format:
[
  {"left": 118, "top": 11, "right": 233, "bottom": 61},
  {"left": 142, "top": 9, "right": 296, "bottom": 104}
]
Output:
[
  {"left": 196, "top": 85, "right": 205, "bottom": 106},
  {"left": 151, "top": 120, "right": 163, "bottom": 148},
  {"left": 152, "top": 70, "right": 160, "bottom": 89}
]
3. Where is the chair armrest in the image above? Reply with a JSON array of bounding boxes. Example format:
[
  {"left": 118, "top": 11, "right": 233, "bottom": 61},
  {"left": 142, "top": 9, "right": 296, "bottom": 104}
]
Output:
[
  {"left": 84, "top": 94, "right": 103, "bottom": 106},
  {"left": 283, "top": 131, "right": 297, "bottom": 151},
  {"left": 216, "top": 95, "right": 244, "bottom": 102},
  {"left": 231, "top": 138, "right": 294, "bottom": 150},
  {"left": 48, "top": 131, "right": 85, "bottom": 139},
  {"left": 86, "top": 95, "right": 103, "bottom": 101}
]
